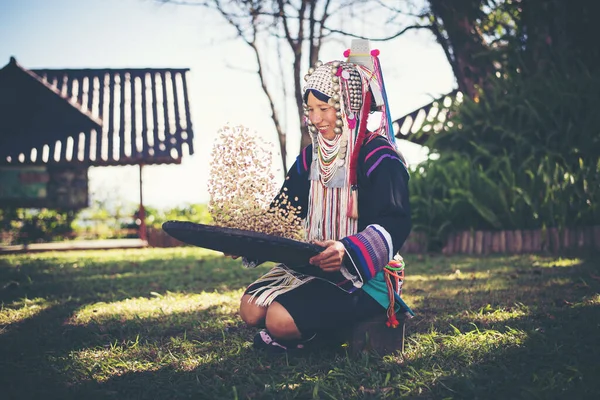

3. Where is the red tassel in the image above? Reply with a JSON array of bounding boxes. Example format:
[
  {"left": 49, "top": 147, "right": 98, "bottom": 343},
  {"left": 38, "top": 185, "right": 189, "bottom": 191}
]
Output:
[
  {"left": 348, "top": 94, "right": 372, "bottom": 187},
  {"left": 386, "top": 313, "right": 399, "bottom": 328},
  {"left": 384, "top": 267, "right": 398, "bottom": 328}
]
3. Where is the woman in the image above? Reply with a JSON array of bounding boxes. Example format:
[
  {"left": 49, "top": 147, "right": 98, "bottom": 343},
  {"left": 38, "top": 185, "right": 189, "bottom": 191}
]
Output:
[{"left": 239, "top": 43, "right": 412, "bottom": 353}]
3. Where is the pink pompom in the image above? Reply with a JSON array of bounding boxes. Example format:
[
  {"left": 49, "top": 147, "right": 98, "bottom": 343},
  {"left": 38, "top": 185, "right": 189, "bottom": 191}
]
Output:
[
  {"left": 343, "top": 49, "right": 350, "bottom": 58},
  {"left": 347, "top": 113, "right": 356, "bottom": 129},
  {"left": 347, "top": 118, "right": 356, "bottom": 130},
  {"left": 371, "top": 49, "right": 380, "bottom": 57}
]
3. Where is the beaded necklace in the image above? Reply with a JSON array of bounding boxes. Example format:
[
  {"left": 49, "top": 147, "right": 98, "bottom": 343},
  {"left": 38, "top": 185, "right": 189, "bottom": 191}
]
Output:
[
  {"left": 307, "top": 125, "right": 356, "bottom": 242},
  {"left": 316, "top": 133, "right": 343, "bottom": 184}
]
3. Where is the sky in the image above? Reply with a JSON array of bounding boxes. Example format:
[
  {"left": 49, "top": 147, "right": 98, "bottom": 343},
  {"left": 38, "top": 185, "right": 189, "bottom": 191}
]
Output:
[{"left": 0, "top": 0, "right": 456, "bottom": 211}]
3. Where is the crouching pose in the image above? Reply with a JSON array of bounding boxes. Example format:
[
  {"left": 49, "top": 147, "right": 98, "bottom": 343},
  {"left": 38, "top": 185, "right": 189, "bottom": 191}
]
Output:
[{"left": 239, "top": 42, "right": 412, "bottom": 353}]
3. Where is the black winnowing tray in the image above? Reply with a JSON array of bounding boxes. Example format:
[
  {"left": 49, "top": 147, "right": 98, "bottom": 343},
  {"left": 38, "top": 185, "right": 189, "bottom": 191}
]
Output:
[{"left": 162, "top": 221, "right": 324, "bottom": 267}]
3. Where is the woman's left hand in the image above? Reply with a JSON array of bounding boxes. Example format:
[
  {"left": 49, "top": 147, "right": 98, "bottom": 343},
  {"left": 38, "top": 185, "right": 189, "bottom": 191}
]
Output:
[{"left": 309, "top": 240, "right": 346, "bottom": 272}]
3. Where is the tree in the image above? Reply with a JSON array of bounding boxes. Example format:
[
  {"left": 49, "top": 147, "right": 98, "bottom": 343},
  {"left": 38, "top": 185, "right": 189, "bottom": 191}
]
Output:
[
  {"left": 158, "top": 0, "right": 600, "bottom": 170},
  {"left": 157, "top": 0, "right": 431, "bottom": 172},
  {"left": 426, "top": 0, "right": 496, "bottom": 99},
  {"left": 425, "top": 0, "right": 600, "bottom": 97},
  {"left": 405, "top": 0, "right": 600, "bottom": 242}
]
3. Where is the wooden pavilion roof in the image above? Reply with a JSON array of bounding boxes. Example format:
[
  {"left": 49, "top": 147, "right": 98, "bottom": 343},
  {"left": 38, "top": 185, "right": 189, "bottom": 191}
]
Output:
[
  {"left": 0, "top": 57, "right": 194, "bottom": 167},
  {"left": 393, "top": 90, "right": 462, "bottom": 145}
]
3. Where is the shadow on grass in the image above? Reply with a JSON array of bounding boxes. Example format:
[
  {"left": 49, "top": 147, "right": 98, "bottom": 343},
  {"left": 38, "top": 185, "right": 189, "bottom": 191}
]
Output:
[
  {"left": 0, "top": 298, "right": 262, "bottom": 399},
  {"left": 67, "top": 342, "right": 354, "bottom": 400},
  {"left": 0, "top": 250, "right": 598, "bottom": 399},
  {"left": 0, "top": 249, "right": 269, "bottom": 305},
  {"left": 399, "top": 255, "right": 600, "bottom": 399},
  {"left": 1, "top": 297, "right": 349, "bottom": 400},
  {"left": 0, "top": 249, "right": 265, "bottom": 399},
  {"left": 404, "top": 302, "right": 600, "bottom": 399}
]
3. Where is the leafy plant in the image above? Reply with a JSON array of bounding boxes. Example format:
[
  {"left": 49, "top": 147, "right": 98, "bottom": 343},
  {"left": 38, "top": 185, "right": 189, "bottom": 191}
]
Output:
[
  {"left": 409, "top": 57, "right": 600, "bottom": 250},
  {"left": 146, "top": 203, "right": 213, "bottom": 229},
  {"left": 0, "top": 208, "right": 77, "bottom": 244}
]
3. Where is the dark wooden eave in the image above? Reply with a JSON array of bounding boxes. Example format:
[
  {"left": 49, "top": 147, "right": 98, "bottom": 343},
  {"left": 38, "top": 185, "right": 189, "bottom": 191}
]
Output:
[
  {"left": 394, "top": 90, "right": 461, "bottom": 146},
  {"left": 0, "top": 58, "right": 195, "bottom": 167},
  {"left": 0, "top": 57, "right": 102, "bottom": 163}
]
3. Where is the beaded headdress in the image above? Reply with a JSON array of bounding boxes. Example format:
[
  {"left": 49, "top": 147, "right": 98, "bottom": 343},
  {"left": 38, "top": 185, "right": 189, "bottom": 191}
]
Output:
[
  {"left": 302, "top": 40, "right": 394, "bottom": 141},
  {"left": 302, "top": 40, "right": 396, "bottom": 241}
]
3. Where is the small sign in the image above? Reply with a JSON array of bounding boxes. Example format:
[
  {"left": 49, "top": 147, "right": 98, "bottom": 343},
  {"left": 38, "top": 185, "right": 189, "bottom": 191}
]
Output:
[
  {"left": 0, "top": 166, "right": 49, "bottom": 200},
  {"left": 0, "top": 166, "right": 88, "bottom": 209}
]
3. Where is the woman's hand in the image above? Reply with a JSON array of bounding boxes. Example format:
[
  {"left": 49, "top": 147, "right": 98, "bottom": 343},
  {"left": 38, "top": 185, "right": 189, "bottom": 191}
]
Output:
[
  {"left": 309, "top": 240, "right": 346, "bottom": 272},
  {"left": 223, "top": 254, "right": 240, "bottom": 259}
]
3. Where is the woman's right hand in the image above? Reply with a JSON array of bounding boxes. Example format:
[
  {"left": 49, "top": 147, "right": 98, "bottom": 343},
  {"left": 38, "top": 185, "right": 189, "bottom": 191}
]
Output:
[
  {"left": 223, "top": 253, "right": 240, "bottom": 259},
  {"left": 309, "top": 240, "right": 345, "bottom": 272}
]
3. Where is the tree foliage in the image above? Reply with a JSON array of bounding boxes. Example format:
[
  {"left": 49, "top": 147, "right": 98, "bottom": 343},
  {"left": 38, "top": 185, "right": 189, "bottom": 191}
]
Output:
[
  {"left": 409, "top": 0, "right": 600, "bottom": 248},
  {"left": 0, "top": 208, "right": 77, "bottom": 244},
  {"left": 426, "top": 0, "right": 600, "bottom": 98}
]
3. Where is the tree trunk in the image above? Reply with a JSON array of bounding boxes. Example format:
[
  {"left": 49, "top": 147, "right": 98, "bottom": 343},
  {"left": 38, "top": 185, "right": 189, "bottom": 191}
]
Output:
[{"left": 427, "top": 0, "right": 495, "bottom": 99}]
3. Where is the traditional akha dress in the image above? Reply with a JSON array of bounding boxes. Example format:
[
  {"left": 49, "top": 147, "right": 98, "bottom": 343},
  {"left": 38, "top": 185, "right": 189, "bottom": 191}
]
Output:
[{"left": 244, "top": 131, "right": 412, "bottom": 336}]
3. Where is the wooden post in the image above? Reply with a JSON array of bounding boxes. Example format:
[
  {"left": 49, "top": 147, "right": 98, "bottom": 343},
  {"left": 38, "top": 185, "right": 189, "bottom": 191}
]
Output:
[
  {"left": 562, "top": 228, "right": 570, "bottom": 250},
  {"left": 514, "top": 230, "right": 523, "bottom": 254},
  {"left": 483, "top": 231, "right": 493, "bottom": 255},
  {"left": 442, "top": 233, "right": 453, "bottom": 255},
  {"left": 549, "top": 227, "right": 560, "bottom": 253},
  {"left": 576, "top": 228, "right": 584, "bottom": 248},
  {"left": 499, "top": 230, "right": 507, "bottom": 253},
  {"left": 506, "top": 230, "right": 514, "bottom": 253},
  {"left": 474, "top": 231, "right": 483, "bottom": 255},
  {"left": 522, "top": 230, "right": 532, "bottom": 253},
  {"left": 460, "top": 231, "right": 469, "bottom": 253},
  {"left": 138, "top": 163, "right": 147, "bottom": 242},
  {"left": 454, "top": 233, "right": 461, "bottom": 254},
  {"left": 467, "top": 231, "right": 474, "bottom": 254},
  {"left": 535, "top": 229, "right": 544, "bottom": 252},
  {"left": 492, "top": 232, "right": 499, "bottom": 253},
  {"left": 347, "top": 312, "right": 406, "bottom": 356}
]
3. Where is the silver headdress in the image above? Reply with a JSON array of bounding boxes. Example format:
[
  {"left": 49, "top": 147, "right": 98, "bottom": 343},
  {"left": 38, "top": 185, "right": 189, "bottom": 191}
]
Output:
[{"left": 302, "top": 40, "right": 394, "bottom": 238}]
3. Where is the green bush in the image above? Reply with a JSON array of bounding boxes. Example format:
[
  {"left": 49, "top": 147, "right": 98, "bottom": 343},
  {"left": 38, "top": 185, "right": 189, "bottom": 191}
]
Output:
[
  {"left": 0, "top": 208, "right": 77, "bottom": 244},
  {"left": 146, "top": 203, "right": 213, "bottom": 229},
  {"left": 409, "top": 61, "right": 600, "bottom": 249}
]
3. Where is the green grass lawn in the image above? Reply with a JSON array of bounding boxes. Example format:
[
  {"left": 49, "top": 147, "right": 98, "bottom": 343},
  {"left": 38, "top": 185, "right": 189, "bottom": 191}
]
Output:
[{"left": 1, "top": 248, "right": 599, "bottom": 399}]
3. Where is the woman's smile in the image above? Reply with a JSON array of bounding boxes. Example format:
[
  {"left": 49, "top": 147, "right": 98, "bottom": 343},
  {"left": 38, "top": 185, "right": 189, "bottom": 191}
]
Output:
[{"left": 306, "top": 92, "right": 338, "bottom": 140}]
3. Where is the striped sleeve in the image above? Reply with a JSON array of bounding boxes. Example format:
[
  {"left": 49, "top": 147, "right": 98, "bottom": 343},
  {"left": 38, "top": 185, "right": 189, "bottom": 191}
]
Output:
[{"left": 340, "top": 224, "right": 394, "bottom": 283}]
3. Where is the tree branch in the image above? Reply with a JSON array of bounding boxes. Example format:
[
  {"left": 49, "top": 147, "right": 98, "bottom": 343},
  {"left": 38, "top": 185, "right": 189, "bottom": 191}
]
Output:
[{"left": 323, "top": 23, "right": 432, "bottom": 41}]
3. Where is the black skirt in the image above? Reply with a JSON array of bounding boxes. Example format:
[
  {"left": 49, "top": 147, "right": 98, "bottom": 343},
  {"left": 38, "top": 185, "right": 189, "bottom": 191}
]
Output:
[{"left": 245, "top": 277, "right": 382, "bottom": 336}]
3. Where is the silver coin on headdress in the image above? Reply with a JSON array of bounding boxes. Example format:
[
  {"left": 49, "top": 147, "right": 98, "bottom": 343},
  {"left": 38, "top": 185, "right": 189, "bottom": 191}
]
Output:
[{"left": 303, "top": 61, "right": 365, "bottom": 113}]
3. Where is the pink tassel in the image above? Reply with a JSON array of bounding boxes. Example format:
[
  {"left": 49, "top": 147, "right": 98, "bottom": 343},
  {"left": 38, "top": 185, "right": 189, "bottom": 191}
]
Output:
[{"left": 347, "top": 114, "right": 356, "bottom": 130}]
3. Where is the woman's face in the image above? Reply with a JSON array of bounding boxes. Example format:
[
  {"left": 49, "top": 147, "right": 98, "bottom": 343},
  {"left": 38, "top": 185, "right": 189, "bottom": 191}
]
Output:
[{"left": 306, "top": 92, "right": 338, "bottom": 140}]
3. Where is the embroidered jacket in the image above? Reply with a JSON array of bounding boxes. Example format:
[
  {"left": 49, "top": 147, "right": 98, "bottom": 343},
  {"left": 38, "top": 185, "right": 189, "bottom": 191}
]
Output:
[{"left": 277, "top": 133, "right": 411, "bottom": 289}]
